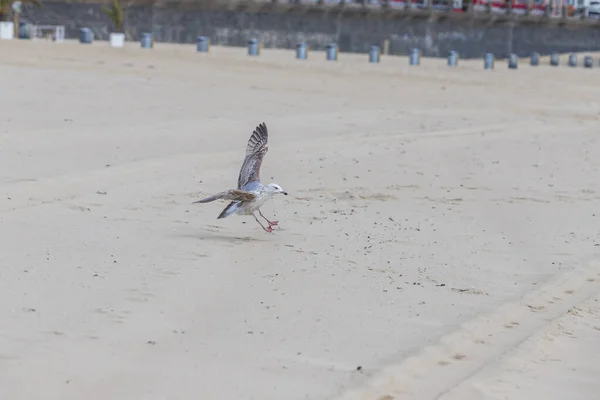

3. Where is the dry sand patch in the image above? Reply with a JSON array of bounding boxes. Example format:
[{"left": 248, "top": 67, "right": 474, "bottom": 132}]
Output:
[{"left": 0, "top": 40, "right": 599, "bottom": 400}]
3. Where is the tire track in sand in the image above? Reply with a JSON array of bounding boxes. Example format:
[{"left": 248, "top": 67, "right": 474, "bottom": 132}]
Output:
[{"left": 333, "top": 259, "right": 600, "bottom": 400}]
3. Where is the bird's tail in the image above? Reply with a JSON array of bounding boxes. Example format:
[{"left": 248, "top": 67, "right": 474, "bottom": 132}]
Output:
[
  {"left": 192, "top": 189, "right": 254, "bottom": 204},
  {"left": 193, "top": 194, "right": 221, "bottom": 204},
  {"left": 217, "top": 201, "right": 240, "bottom": 219}
]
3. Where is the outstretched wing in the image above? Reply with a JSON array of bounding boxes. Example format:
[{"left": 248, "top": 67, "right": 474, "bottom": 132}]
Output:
[
  {"left": 237, "top": 122, "right": 269, "bottom": 189},
  {"left": 192, "top": 189, "right": 256, "bottom": 204}
]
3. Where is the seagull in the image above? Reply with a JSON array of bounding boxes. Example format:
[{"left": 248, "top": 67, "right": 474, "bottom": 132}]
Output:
[{"left": 192, "top": 122, "right": 288, "bottom": 233}]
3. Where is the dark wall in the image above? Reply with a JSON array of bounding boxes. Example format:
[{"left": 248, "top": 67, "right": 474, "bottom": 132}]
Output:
[{"left": 22, "top": 2, "right": 600, "bottom": 59}]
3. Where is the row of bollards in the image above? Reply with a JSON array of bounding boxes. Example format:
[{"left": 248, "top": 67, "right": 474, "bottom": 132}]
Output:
[
  {"left": 76, "top": 28, "right": 598, "bottom": 70},
  {"left": 483, "top": 51, "right": 596, "bottom": 70},
  {"left": 369, "top": 48, "right": 596, "bottom": 69}
]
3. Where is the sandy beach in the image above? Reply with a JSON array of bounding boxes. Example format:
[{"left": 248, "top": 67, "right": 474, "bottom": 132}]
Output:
[{"left": 0, "top": 39, "right": 599, "bottom": 400}]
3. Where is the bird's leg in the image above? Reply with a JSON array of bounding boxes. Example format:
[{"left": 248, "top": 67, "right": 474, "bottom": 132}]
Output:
[
  {"left": 253, "top": 213, "right": 273, "bottom": 233},
  {"left": 258, "top": 209, "right": 278, "bottom": 226}
]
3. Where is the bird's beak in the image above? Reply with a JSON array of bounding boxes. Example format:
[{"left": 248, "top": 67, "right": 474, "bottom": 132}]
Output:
[{"left": 283, "top": 191, "right": 288, "bottom": 195}]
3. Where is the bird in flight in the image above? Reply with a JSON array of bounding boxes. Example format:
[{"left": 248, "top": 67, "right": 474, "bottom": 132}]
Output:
[{"left": 193, "top": 122, "right": 288, "bottom": 233}]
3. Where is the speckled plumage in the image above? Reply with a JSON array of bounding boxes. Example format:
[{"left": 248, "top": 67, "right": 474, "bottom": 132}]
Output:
[{"left": 193, "top": 122, "right": 288, "bottom": 232}]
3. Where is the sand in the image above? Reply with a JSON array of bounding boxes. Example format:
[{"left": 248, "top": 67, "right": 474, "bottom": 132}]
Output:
[{"left": 0, "top": 39, "right": 599, "bottom": 400}]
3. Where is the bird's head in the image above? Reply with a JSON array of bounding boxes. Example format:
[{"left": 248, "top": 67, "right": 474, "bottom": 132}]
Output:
[{"left": 264, "top": 183, "right": 288, "bottom": 196}]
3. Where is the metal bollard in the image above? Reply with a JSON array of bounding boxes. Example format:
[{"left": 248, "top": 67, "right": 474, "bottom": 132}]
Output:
[
  {"left": 369, "top": 45, "right": 380, "bottom": 63},
  {"left": 79, "top": 28, "right": 92, "bottom": 44},
  {"left": 550, "top": 53, "right": 559, "bottom": 66},
  {"left": 196, "top": 36, "right": 210, "bottom": 53},
  {"left": 447, "top": 50, "right": 459, "bottom": 67},
  {"left": 409, "top": 48, "right": 421, "bottom": 66},
  {"left": 508, "top": 53, "right": 518, "bottom": 69},
  {"left": 530, "top": 52, "right": 539, "bottom": 66},
  {"left": 584, "top": 55, "right": 593, "bottom": 68},
  {"left": 326, "top": 43, "right": 338, "bottom": 61},
  {"left": 141, "top": 33, "right": 152, "bottom": 49},
  {"left": 248, "top": 38, "right": 261, "bottom": 56},
  {"left": 568, "top": 53, "right": 577, "bottom": 67},
  {"left": 296, "top": 42, "right": 308, "bottom": 60},
  {"left": 484, "top": 53, "right": 495, "bottom": 70}
]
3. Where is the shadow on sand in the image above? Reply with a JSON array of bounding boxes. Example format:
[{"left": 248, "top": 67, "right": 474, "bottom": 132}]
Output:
[{"left": 169, "top": 228, "right": 270, "bottom": 243}]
